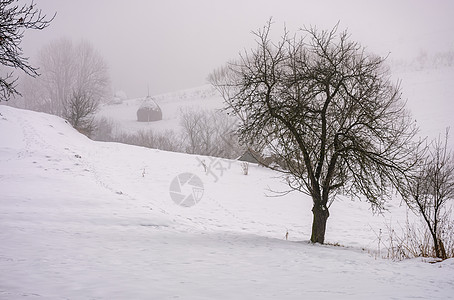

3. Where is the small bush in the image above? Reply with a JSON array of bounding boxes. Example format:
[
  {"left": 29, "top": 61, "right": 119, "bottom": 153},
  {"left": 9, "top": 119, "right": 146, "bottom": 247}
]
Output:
[
  {"left": 374, "top": 211, "right": 454, "bottom": 261},
  {"left": 92, "top": 117, "right": 115, "bottom": 141},
  {"left": 241, "top": 162, "right": 249, "bottom": 175}
]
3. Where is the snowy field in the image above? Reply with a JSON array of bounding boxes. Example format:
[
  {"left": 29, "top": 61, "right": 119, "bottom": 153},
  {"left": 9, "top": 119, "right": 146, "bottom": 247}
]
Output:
[
  {"left": 1, "top": 103, "right": 453, "bottom": 299},
  {"left": 393, "top": 65, "right": 454, "bottom": 143},
  {"left": 96, "top": 85, "right": 223, "bottom": 136}
]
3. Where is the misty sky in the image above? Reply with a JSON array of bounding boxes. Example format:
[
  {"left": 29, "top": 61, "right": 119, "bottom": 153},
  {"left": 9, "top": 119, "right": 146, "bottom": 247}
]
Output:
[{"left": 23, "top": 0, "right": 454, "bottom": 98}]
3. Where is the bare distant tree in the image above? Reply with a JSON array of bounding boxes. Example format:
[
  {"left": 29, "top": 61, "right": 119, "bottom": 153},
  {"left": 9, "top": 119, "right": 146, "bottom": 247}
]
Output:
[
  {"left": 210, "top": 21, "right": 418, "bottom": 244},
  {"left": 73, "top": 40, "right": 110, "bottom": 103},
  {"left": 19, "top": 38, "right": 110, "bottom": 134},
  {"left": 27, "top": 38, "right": 75, "bottom": 115},
  {"left": 179, "top": 108, "right": 239, "bottom": 158},
  {"left": 404, "top": 129, "right": 454, "bottom": 259},
  {"left": 0, "top": 0, "right": 54, "bottom": 101},
  {"left": 63, "top": 89, "right": 98, "bottom": 136},
  {"left": 180, "top": 108, "right": 204, "bottom": 154}
]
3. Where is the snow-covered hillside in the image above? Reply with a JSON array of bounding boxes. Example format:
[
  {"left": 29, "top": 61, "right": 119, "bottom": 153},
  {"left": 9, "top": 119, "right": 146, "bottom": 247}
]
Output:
[
  {"left": 392, "top": 65, "right": 454, "bottom": 144},
  {"left": 1, "top": 105, "right": 453, "bottom": 299},
  {"left": 97, "top": 64, "right": 454, "bottom": 146},
  {"left": 97, "top": 85, "right": 223, "bottom": 136}
]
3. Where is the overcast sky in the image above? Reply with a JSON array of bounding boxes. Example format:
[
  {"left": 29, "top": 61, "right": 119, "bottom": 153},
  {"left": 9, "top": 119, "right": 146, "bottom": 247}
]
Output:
[{"left": 23, "top": 0, "right": 454, "bottom": 98}]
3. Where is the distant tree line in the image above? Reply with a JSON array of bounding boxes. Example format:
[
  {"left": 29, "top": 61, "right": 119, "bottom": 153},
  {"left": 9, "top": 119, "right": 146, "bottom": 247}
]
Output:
[
  {"left": 391, "top": 49, "right": 454, "bottom": 72},
  {"left": 91, "top": 108, "right": 242, "bottom": 160}
]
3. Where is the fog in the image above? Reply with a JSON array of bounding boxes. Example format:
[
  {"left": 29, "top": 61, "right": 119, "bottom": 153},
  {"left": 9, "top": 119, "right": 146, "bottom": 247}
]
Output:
[{"left": 23, "top": 0, "right": 454, "bottom": 98}]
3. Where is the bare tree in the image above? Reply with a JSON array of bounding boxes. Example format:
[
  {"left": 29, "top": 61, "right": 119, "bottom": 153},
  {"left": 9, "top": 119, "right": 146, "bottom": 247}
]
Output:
[
  {"left": 179, "top": 108, "right": 240, "bottom": 158},
  {"left": 0, "top": 0, "right": 54, "bottom": 101},
  {"left": 63, "top": 89, "right": 98, "bottom": 136},
  {"left": 19, "top": 38, "right": 110, "bottom": 134},
  {"left": 26, "top": 38, "right": 75, "bottom": 115},
  {"left": 180, "top": 108, "right": 205, "bottom": 154},
  {"left": 404, "top": 130, "right": 454, "bottom": 259},
  {"left": 210, "top": 21, "right": 418, "bottom": 244},
  {"left": 73, "top": 40, "right": 110, "bottom": 104}
]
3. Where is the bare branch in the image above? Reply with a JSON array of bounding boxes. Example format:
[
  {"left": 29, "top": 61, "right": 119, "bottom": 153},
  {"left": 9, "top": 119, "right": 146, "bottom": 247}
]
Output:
[
  {"left": 210, "top": 22, "right": 419, "bottom": 244},
  {"left": 0, "top": 0, "right": 55, "bottom": 101}
]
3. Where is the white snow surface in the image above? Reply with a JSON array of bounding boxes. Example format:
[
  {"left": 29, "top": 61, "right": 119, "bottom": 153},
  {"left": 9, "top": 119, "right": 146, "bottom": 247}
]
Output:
[{"left": 1, "top": 105, "right": 453, "bottom": 299}]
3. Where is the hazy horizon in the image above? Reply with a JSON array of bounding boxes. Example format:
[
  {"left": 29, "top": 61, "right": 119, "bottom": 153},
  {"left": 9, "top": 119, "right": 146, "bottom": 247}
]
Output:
[{"left": 22, "top": 0, "right": 454, "bottom": 98}]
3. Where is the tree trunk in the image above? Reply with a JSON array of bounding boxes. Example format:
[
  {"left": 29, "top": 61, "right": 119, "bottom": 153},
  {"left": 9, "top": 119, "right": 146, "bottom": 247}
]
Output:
[
  {"left": 432, "top": 234, "right": 447, "bottom": 259},
  {"left": 310, "top": 203, "right": 330, "bottom": 244},
  {"left": 438, "top": 239, "right": 447, "bottom": 260}
]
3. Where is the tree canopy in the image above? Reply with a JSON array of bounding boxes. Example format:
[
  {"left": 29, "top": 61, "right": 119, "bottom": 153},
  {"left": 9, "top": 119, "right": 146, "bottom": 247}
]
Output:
[{"left": 210, "top": 21, "right": 419, "bottom": 243}]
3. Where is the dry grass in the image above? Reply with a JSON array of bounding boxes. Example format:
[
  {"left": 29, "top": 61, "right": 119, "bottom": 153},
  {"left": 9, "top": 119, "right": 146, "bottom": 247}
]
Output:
[{"left": 371, "top": 211, "right": 454, "bottom": 261}]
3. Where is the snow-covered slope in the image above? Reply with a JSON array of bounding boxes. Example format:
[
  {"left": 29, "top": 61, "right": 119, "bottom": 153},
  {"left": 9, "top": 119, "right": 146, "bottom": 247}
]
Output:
[
  {"left": 393, "top": 65, "right": 454, "bottom": 144},
  {"left": 98, "top": 64, "right": 454, "bottom": 145},
  {"left": 1, "top": 105, "right": 453, "bottom": 299},
  {"left": 97, "top": 85, "right": 223, "bottom": 135}
]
